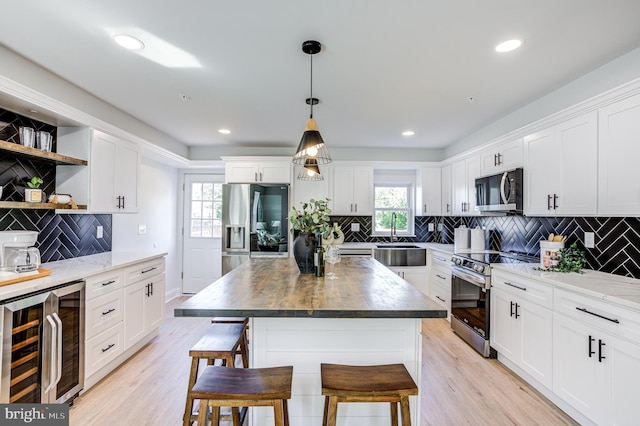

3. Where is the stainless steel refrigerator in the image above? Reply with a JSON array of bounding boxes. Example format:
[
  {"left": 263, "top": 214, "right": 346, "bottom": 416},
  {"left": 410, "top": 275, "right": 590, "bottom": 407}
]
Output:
[{"left": 222, "top": 183, "right": 289, "bottom": 275}]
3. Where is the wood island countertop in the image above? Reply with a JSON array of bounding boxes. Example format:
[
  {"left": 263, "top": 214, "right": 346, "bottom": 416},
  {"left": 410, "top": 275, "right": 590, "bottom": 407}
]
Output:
[{"left": 174, "top": 257, "right": 447, "bottom": 318}]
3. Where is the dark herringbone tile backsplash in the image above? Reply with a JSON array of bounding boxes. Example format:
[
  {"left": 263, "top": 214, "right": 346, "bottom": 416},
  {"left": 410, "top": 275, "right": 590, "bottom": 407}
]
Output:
[{"left": 331, "top": 214, "right": 640, "bottom": 279}]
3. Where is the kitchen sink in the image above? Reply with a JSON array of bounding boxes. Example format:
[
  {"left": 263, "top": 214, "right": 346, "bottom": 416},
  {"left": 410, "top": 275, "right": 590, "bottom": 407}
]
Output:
[{"left": 373, "top": 246, "right": 426, "bottom": 266}]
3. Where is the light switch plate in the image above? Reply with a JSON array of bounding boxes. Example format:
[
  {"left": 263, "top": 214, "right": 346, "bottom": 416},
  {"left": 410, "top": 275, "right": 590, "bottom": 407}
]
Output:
[
  {"left": 428, "top": 223, "right": 435, "bottom": 232},
  {"left": 351, "top": 223, "right": 360, "bottom": 232},
  {"left": 96, "top": 226, "right": 103, "bottom": 239},
  {"left": 584, "top": 232, "right": 595, "bottom": 248}
]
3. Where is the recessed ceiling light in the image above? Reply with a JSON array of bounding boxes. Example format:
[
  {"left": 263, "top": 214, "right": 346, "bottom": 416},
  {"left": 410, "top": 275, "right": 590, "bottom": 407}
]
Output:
[
  {"left": 495, "top": 39, "right": 522, "bottom": 53},
  {"left": 29, "top": 109, "right": 39, "bottom": 114},
  {"left": 112, "top": 34, "right": 145, "bottom": 50},
  {"left": 402, "top": 131, "right": 415, "bottom": 136},
  {"left": 218, "top": 129, "right": 231, "bottom": 134}
]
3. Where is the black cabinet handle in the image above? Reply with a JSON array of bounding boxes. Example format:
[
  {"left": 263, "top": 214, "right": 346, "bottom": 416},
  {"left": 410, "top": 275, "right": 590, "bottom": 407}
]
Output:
[
  {"left": 553, "top": 194, "right": 559, "bottom": 210},
  {"left": 598, "top": 339, "right": 606, "bottom": 362},
  {"left": 588, "top": 335, "right": 595, "bottom": 358},
  {"left": 576, "top": 307, "right": 620, "bottom": 324},
  {"left": 150, "top": 282, "right": 153, "bottom": 296},
  {"left": 494, "top": 153, "right": 498, "bottom": 167},
  {"left": 510, "top": 301, "right": 515, "bottom": 318},
  {"left": 497, "top": 152, "right": 502, "bottom": 165},
  {"left": 102, "top": 343, "right": 115, "bottom": 353},
  {"left": 436, "top": 274, "right": 446, "bottom": 280},
  {"left": 515, "top": 303, "right": 520, "bottom": 319},
  {"left": 102, "top": 308, "right": 116, "bottom": 316},
  {"left": 504, "top": 282, "right": 527, "bottom": 291},
  {"left": 101, "top": 280, "right": 116, "bottom": 287},
  {"left": 547, "top": 194, "right": 553, "bottom": 210},
  {"left": 141, "top": 267, "right": 157, "bottom": 274},
  {"left": 436, "top": 296, "right": 445, "bottom": 302}
]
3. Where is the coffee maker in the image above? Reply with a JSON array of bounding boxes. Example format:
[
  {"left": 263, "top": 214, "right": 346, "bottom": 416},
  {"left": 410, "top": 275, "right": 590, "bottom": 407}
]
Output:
[{"left": 0, "top": 230, "right": 40, "bottom": 274}]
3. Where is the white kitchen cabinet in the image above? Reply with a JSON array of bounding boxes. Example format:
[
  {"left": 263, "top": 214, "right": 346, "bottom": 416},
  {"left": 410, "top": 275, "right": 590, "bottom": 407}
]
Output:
[
  {"left": 56, "top": 128, "right": 140, "bottom": 213},
  {"left": 389, "top": 266, "right": 428, "bottom": 295},
  {"left": 224, "top": 158, "right": 292, "bottom": 183},
  {"left": 331, "top": 166, "right": 373, "bottom": 215},
  {"left": 451, "top": 155, "right": 481, "bottom": 216},
  {"left": 417, "top": 167, "right": 441, "bottom": 216},
  {"left": 123, "top": 258, "right": 166, "bottom": 350},
  {"left": 598, "top": 93, "right": 640, "bottom": 215},
  {"left": 292, "top": 167, "right": 330, "bottom": 208},
  {"left": 480, "top": 138, "right": 523, "bottom": 175},
  {"left": 429, "top": 250, "right": 451, "bottom": 319},
  {"left": 490, "top": 270, "right": 553, "bottom": 389},
  {"left": 524, "top": 111, "right": 597, "bottom": 216},
  {"left": 85, "top": 323, "right": 124, "bottom": 378},
  {"left": 553, "top": 288, "right": 640, "bottom": 425},
  {"left": 440, "top": 164, "right": 452, "bottom": 216}
]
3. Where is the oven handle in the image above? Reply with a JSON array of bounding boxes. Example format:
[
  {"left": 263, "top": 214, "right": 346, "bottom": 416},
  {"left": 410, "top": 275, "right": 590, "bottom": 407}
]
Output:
[{"left": 451, "top": 266, "right": 487, "bottom": 288}]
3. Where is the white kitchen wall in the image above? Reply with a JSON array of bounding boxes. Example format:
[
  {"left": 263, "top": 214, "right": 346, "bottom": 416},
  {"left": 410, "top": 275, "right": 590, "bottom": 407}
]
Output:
[{"left": 112, "top": 156, "right": 181, "bottom": 301}]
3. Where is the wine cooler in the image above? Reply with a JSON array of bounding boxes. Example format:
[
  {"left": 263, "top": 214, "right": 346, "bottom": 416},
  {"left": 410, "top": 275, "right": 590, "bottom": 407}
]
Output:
[{"left": 1, "top": 280, "right": 85, "bottom": 404}]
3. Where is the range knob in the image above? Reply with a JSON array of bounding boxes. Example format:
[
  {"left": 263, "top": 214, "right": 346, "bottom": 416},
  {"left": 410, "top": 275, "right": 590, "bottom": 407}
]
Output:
[
  {"left": 452, "top": 257, "right": 462, "bottom": 266},
  {"left": 473, "top": 264, "right": 485, "bottom": 274}
]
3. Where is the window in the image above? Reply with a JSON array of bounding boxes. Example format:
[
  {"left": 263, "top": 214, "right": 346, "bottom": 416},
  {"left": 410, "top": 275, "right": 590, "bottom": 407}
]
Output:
[
  {"left": 373, "top": 184, "right": 413, "bottom": 236},
  {"left": 190, "top": 182, "right": 222, "bottom": 238}
]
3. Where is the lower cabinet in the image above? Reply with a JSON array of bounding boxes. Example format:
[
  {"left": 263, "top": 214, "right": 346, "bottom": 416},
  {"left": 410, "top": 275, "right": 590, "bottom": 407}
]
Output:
[
  {"left": 83, "top": 256, "right": 166, "bottom": 389},
  {"left": 389, "top": 266, "right": 428, "bottom": 295},
  {"left": 490, "top": 270, "right": 553, "bottom": 389},
  {"left": 553, "top": 289, "right": 640, "bottom": 426},
  {"left": 124, "top": 261, "right": 165, "bottom": 350},
  {"left": 428, "top": 250, "right": 451, "bottom": 319}
]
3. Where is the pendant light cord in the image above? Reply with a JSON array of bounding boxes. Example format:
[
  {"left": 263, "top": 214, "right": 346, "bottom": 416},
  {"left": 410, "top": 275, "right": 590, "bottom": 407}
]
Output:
[{"left": 309, "top": 53, "right": 314, "bottom": 119}]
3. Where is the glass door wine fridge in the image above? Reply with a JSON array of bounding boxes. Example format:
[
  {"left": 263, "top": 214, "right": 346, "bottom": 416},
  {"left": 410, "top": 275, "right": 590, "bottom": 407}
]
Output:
[{"left": 1, "top": 280, "right": 85, "bottom": 404}]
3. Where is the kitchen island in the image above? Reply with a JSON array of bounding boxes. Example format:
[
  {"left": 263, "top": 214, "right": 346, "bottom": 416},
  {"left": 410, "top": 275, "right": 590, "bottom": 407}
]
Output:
[{"left": 175, "top": 257, "right": 446, "bottom": 426}]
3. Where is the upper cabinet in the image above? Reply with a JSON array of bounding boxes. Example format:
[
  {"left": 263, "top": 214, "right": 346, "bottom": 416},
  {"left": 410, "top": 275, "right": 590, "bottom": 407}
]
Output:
[
  {"left": 440, "top": 164, "right": 452, "bottom": 216},
  {"left": 598, "top": 93, "right": 640, "bottom": 216},
  {"left": 56, "top": 128, "right": 140, "bottom": 213},
  {"left": 224, "top": 158, "right": 291, "bottom": 183},
  {"left": 524, "top": 111, "right": 597, "bottom": 216},
  {"left": 331, "top": 166, "right": 373, "bottom": 215},
  {"left": 480, "top": 138, "right": 524, "bottom": 176},
  {"left": 451, "top": 155, "right": 481, "bottom": 216},
  {"left": 417, "top": 167, "right": 441, "bottom": 216}
]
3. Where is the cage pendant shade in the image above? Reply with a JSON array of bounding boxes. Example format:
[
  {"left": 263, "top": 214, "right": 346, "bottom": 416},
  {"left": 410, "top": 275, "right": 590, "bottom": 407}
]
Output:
[
  {"left": 297, "top": 157, "right": 323, "bottom": 181},
  {"left": 293, "top": 118, "right": 331, "bottom": 164},
  {"left": 293, "top": 40, "right": 332, "bottom": 165}
]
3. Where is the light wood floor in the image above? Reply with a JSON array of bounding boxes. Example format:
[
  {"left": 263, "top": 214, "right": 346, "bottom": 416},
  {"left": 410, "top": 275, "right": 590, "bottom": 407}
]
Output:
[{"left": 70, "top": 297, "right": 578, "bottom": 425}]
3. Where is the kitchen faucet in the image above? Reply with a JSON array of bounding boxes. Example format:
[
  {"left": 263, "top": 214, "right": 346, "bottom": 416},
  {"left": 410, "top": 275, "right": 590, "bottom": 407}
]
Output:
[{"left": 390, "top": 212, "right": 398, "bottom": 243}]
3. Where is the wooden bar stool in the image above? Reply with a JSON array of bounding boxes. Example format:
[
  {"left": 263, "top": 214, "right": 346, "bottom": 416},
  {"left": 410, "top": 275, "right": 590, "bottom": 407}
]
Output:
[
  {"left": 191, "top": 365, "right": 293, "bottom": 426},
  {"left": 211, "top": 317, "right": 249, "bottom": 368},
  {"left": 320, "top": 363, "right": 418, "bottom": 426},
  {"left": 183, "top": 323, "right": 249, "bottom": 426}
]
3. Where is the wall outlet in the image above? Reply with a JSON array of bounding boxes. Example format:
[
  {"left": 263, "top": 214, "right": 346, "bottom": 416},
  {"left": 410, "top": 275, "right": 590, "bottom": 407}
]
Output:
[
  {"left": 96, "top": 226, "right": 103, "bottom": 239},
  {"left": 351, "top": 223, "right": 360, "bottom": 232},
  {"left": 437, "top": 223, "right": 443, "bottom": 232},
  {"left": 138, "top": 225, "right": 147, "bottom": 235},
  {"left": 428, "top": 223, "right": 435, "bottom": 232},
  {"left": 584, "top": 232, "right": 595, "bottom": 248}
]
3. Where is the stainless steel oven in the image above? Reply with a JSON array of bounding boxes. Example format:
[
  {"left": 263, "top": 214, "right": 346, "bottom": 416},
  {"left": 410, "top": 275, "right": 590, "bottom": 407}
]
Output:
[
  {"left": 450, "top": 252, "right": 538, "bottom": 357},
  {"left": 451, "top": 258, "right": 492, "bottom": 357},
  {"left": 1, "top": 280, "right": 85, "bottom": 404}
]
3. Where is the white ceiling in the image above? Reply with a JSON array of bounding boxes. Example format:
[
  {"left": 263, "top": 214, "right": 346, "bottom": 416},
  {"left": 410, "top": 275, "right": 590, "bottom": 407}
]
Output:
[{"left": 2, "top": 0, "right": 640, "bottom": 153}]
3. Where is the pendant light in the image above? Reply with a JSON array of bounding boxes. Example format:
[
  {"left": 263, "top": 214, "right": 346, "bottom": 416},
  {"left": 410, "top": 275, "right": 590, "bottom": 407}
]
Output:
[
  {"left": 293, "top": 40, "right": 332, "bottom": 166},
  {"left": 296, "top": 157, "right": 323, "bottom": 181}
]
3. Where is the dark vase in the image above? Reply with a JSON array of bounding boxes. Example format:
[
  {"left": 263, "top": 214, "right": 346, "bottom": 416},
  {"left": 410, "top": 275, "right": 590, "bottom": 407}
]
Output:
[{"left": 292, "top": 232, "right": 318, "bottom": 274}]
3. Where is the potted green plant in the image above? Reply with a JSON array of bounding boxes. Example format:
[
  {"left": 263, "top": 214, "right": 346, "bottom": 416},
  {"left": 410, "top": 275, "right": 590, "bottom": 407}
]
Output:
[
  {"left": 24, "top": 176, "right": 43, "bottom": 203},
  {"left": 289, "top": 198, "right": 332, "bottom": 273}
]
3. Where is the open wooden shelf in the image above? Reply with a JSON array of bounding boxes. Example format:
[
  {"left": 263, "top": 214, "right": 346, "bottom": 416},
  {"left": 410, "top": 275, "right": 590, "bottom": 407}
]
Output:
[
  {"left": 0, "top": 140, "right": 87, "bottom": 165},
  {"left": 0, "top": 201, "right": 87, "bottom": 210}
]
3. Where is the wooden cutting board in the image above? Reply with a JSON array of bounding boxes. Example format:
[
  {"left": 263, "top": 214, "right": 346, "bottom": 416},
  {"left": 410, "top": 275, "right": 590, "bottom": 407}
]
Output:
[{"left": 0, "top": 268, "right": 52, "bottom": 287}]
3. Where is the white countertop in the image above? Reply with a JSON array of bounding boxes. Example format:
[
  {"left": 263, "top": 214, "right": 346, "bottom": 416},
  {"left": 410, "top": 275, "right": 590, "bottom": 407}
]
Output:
[
  {"left": 0, "top": 251, "right": 167, "bottom": 301},
  {"left": 492, "top": 263, "right": 640, "bottom": 312}
]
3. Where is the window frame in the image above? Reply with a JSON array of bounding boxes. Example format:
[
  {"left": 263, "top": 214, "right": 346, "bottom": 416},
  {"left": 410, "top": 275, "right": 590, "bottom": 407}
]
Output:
[
  {"left": 189, "top": 181, "right": 223, "bottom": 239},
  {"left": 372, "top": 182, "right": 415, "bottom": 237}
]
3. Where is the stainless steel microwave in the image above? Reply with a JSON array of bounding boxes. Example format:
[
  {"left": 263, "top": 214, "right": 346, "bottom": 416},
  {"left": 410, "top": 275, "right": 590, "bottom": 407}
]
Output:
[{"left": 475, "top": 168, "right": 523, "bottom": 212}]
